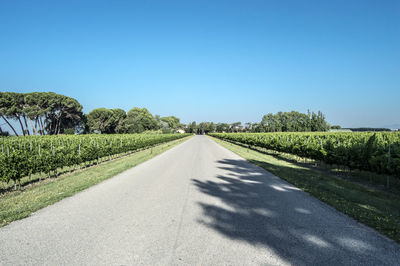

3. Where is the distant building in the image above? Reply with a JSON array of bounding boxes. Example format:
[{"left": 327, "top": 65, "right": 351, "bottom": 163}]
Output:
[
  {"left": 176, "top": 129, "right": 185, "bottom": 134},
  {"left": 329, "top": 129, "right": 352, "bottom": 132}
]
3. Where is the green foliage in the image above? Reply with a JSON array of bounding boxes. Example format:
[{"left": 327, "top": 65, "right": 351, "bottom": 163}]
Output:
[
  {"left": 86, "top": 108, "right": 126, "bottom": 134},
  {"left": 0, "top": 92, "right": 84, "bottom": 136},
  {"left": 160, "top": 116, "right": 181, "bottom": 130},
  {"left": 111, "top": 108, "right": 127, "bottom": 133},
  {"left": 87, "top": 108, "right": 115, "bottom": 133},
  {"left": 186, "top": 121, "right": 197, "bottom": 133},
  {"left": 63, "top": 128, "right": 75, "bottom": 135},
  {"left": 123, "top": 107, "right": 159, "bottom": 133},
  {"left": 260, "top": 110, "right": 329, "bottom": 132},
  {"left": 210, "top": 132, "right": 400, "bottom": 178},
  {"left": 216, "top": 123, "right": 230, "bottom": 132},
  {"left": 230, "top": 122, "right": 242, "bottom": 132},
  {"left": 184, "top": 110, "right": 329, "bottom": 134},
  {"left": 197, "top": 122, "right": 216, "bottom": 134},
  {"left": 0, "top": 133, "right": 189, "bottom": 185},
  {"left": 331, "top": 125, "right": 341, "bottom": 129}
]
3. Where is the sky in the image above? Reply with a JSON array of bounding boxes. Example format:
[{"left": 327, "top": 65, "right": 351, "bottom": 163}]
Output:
[{"left": 0, "top": 0, "right": 399, "bottom": 128}]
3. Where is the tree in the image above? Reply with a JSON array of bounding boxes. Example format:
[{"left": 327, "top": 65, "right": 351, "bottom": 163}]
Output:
[
  {"left": 186, "top": 121, "right": 197, "bottom": 133},
  {"left": 253, "top": 123, "right": 264, "bottom": 132},
  {"left": 216, "top": 123, "right": 230, "bottom": 132},
  {"left": 310, "top": 111, "right": 330, "bottom": 132},
  {"left": 260, "top": 110, "right": 329, "bottom": 132},
  {"left": 197, "top": 122, "right": 210, "bottom": 134},
  {"left": 160, "top": 116, "right": 181, "bottom": 130},
  {"left": 110, "top": 109, "right": 127, "bottom": 133},
  {"left": 244, "top": 122, "right": 252, "bottom": 132},
  {"left": 44, "top": 93, "right": 84, "bottom": 135},
  {"left": 123, "top": 107, "right": 159, "bottom": 133},
  {"left": 87, "top": 108, "right": 127, "bottom": 134},
  {"left": 87, "top": 108, "right": 115, "bottom": 133},
  {"left": 24, "top": 92, "right": 44, "bottom": 135},
  {"left": 207, "top": 122, "right": 216, "bottom": 133},
  {"left": 6, "top": 92, "right": 27, "bottom": 135},
  {"left": 0, "top": 92, "right": 19, "bottom": 136},
  {"left": 281, "top": 111, "right": 310, "bottom": 132},
  {"left": 230, "top": 122, "right": 242, "bottom": 132},
  {"left": 261, "top": 113, "right": 281, "bottom": 132}
]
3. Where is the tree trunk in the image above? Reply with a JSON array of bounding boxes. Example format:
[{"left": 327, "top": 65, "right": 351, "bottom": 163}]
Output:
[
  {"left": 39, "top": 116, "right": 45, "bottom": 135},
  {"left": 37, "top": 117, "right": 42, "bottom": 135},
  {"left": 23, "top": 115, "right": 31, "bottom": 135},
  {"left": 17, "top": 115, "right": 26, "bottom": 136},
  {"left": 57, "top": 119, "right": 62, "bottom": 135},
  {"left": 33, "top": 118, "right": 38, "bottom": 135},
  {"left": 28, "top": 117, "right": 35, "bottom": 135},
  {"left": 0, "top": 114, "right": 19, "bottom": 136},
  {"left": 50, "top": 117, "right": 56, "bottom": 135},
  {"left": 54, "top": 119, "right": 58, "bottom": 135}
]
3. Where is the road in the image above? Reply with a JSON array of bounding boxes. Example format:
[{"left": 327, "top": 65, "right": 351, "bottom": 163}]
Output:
[{"left": 0, "top": 135, "right": 399, "bottom": 265}]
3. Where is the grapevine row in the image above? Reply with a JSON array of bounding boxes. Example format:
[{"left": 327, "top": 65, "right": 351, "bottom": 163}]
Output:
[
  {"left": 209, "top": 132, "right": 400, "bottom": 177},
  {"left": 0, "top": 134, "right": 189, "bottom": 185}
]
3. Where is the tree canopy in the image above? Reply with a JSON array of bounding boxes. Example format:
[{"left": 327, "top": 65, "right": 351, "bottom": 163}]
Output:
[
  {"left": 86, "top": 108, "right": 126, "bottom": 134},
  {"left": 160, "top": 116, "right": 181, "bottom": 130},
  {"left": 122, "top": 107, "right": 159, "bottom": 133},
  {"left": 260, "top": 110, "right": 329, "bottom": 132},
  {"left": 0, "top": 92, "right": 83, "bottom": 135}
]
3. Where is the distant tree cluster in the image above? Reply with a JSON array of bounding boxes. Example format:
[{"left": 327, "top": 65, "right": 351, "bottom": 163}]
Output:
[
  {"left": 0, "top": 92, "right": 83, "bottom": 136},
  {"left": 259, "top": 110, "right": 330, "bottom": 132},
  {"left": 330, "top": 125, "right": 341, "bottom": 129},
  {"left": 184, "top": 110, "right": 331, "bottom": 134}
]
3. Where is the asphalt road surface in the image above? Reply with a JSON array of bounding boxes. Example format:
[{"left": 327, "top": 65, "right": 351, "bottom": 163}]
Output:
[{"left": 0, "top": 135, "right": 399, "bottom": 265}]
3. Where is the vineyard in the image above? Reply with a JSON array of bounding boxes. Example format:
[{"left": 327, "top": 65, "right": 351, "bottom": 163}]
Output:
[
  {"left": 0, "top": 133, "right": 189, "bottom": 187},
  {"left": 209, "top": 132, "right": 400, "bottom": 179}
]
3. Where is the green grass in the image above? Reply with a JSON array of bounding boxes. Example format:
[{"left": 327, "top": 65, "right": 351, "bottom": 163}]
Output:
[
  {"left": 0, "top": 136, "right": 191, "bottom": 226},
  {"left": 211, "top": 136, "right": 400, "bottom": 243}
]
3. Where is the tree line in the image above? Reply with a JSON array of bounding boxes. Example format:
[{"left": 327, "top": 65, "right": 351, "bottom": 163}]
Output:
[
  {"left": 85, "top": 107, "right": 181, "bottom": 134},
  {"left": 184, "top": 110, "right": 330, "bottom": 134},
  {"left": 1, "top": 91, "right": 333, "bottom": 136},
  {"left": 0, "top": 92, "right": 183, "bottom": 135}
]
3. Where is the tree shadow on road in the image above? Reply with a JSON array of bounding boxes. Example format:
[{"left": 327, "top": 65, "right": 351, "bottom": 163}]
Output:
[{"left": 192, "top": 158, "right": 399, "bottom": 265}]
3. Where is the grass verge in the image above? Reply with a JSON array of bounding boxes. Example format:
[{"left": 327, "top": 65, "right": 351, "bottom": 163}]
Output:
[
  {"left": 211, "top": 136, "right": 400, "bottom": 243},
  {"left": 0, "top": 136, "right": 191, "bottom": 227}
]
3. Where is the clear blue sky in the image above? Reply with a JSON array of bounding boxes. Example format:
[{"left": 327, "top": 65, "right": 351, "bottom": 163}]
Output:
[{"left": 1, "top": 0, "right": 399, "bottom": 128}]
